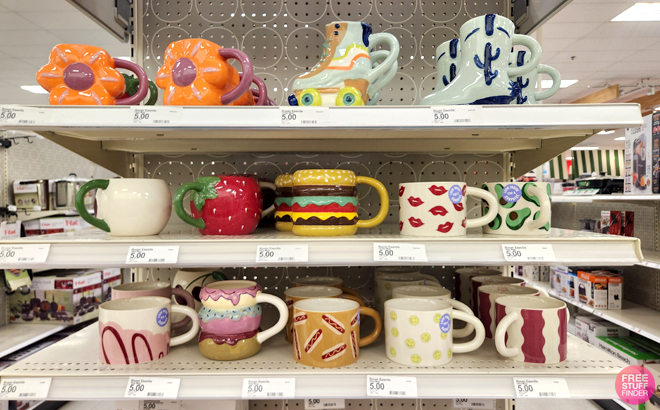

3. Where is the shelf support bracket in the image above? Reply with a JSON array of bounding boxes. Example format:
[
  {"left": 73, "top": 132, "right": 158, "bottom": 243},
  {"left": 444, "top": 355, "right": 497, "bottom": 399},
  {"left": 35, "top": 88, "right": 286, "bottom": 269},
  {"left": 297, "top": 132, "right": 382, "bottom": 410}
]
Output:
[{"left": 511, "top": 135, "right": 593, "bottom": 177}]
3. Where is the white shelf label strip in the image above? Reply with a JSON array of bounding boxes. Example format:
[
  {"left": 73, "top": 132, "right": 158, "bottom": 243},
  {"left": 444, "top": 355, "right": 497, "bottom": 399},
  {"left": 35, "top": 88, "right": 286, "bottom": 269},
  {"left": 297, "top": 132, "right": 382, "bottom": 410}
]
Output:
[
  {"left": 124, "top": 377, "right": 181, "bottom": 399},
  {"left": 0, "top": 244, "right": 50, "bottom": 264},
  {"left": 126, "top": 246, "right": 179, "bottom": 264},
  {"left": 502, "top": 244, "right": 556, "bottom": 262},
  {"left": 0, "top": 377, "right": 52, "bottom": 399},
  {"left": 132, "top": 107, "right": 182, "bottom": 125},
  {"left": 256, "top": 244, "right": 309, "bottom": 263},
  {"left": 0, "top": 107, "right": 51, "bottom": 125},
  {"left": 305, "top": 399, "right": 346, "bottom": 410},
  {"left": 513, "top": 377, "right": 570, "bottom": 398},
  {"left": 242, "top": 377, "right": 296, "bottom": 399},
  {"left": 280, "top": 108, "right": 329, "bottom": 126},
  {"left": 367, "top": 375, "right": 418, "bottom": 398},
  {"left": 453, "top": 399, "right": 495, "bottom": 409},
  {"left": 374, "top": 243, "right": 428, "bottom": 262},
  {"left": 430, "top": 106, "right": 482, "bottom": 125}
]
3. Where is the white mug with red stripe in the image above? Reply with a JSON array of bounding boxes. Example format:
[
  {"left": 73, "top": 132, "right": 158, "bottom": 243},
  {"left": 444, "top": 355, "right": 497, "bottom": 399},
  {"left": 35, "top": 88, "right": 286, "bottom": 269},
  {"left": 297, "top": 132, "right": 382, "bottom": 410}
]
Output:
[
  {"left": 494, "top": 296, "right": 569, "bottom": 364},
  {"left": 399, "top": 181, "right": 499, "bottom": 236},
  {"left": 477, "top": 284, "right": 549, "bottom": 339},
  {"left": 470, "top": 275, "right": 526, "bottom": 314}
]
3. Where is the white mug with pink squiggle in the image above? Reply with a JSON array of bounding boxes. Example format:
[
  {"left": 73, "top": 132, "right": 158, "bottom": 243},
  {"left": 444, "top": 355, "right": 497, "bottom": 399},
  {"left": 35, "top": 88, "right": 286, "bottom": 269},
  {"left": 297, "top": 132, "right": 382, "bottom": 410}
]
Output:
[{"left": 99, "top": 296, "right": 199, "bottom": 365}]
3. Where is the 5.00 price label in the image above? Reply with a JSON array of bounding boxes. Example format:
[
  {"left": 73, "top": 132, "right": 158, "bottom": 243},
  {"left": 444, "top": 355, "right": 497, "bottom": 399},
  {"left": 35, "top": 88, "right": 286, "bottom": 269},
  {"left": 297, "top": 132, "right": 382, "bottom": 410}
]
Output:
[
  {"left": 502, "top": 244, "right": 556, "bottom": 263},
  {"left": 0, "top": 244, "right": 50, "bottom": 264},
  {"left": 0, "top": 378, "right": 52, "bottom": 399},
  {"left": 367, "top": 376, "right": 417, "bottom": 398},
  {"left": 305, "top": 399, "right": 345, "bottom": 409},
  {"left": 256, "top": 245, "right": 308, "bottom": 263},
  {"left": 132, "top": 107, "right": 182, "bottom": 125},
  {"left": 430, "top": 106, "right": 481, "bottom": 125},
  {"left": 513, "top": 378, "right": 570, "bottom": 398},
  {"left": 453, "top": 399, "right": 494, "bottom": 409},
  {"left": 280, "top": 107, "right": 329, "bottom": 126},
  {"left": 242, "top": 378, "right": 295, "bottom": 399},
  {"left": 0, "top": 106, "right": 51, "bottom": 125},
  {"left": 374, "top": 243, "right": 427, "bottom": 262},
  {"left": 125, "top": 377, "right": 181, "bottom": 399},
  {"left": 126, "top": 246, "right": 179, "bottom": 264}
]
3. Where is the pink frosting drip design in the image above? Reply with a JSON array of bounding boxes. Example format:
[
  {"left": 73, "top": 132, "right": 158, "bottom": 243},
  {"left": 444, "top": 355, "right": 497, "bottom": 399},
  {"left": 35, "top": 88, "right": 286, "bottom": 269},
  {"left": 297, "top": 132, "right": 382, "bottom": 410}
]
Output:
[
  {"left": 479, "top": 292, "right": 493, "bottom": 339},
  {"left": 557, "top": 308, "right": 568, "bottom": 362},
  {"left": 520, "top": 309, "right": 545, "bottom": 363},
  {"left": 200, "top": 284, "right": 262, "bottom": 306},
  {"left": 200, "top": 314, "right": 261, "bottom": 334},
  {"left": 100, "top": 321, "right": 170, "bottom": 365},
  {"left": 199, "top": 328, "right": 260, "bottom": 346}
]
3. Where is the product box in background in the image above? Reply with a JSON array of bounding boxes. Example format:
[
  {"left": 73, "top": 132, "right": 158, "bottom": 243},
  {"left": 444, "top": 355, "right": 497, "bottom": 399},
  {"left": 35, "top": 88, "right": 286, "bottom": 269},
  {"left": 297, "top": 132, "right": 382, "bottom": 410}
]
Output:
[
  {"left": 519, "top": 266, "right": 550, "bottom": 282},
  {"left": 577, "top": 270, "right": 608, "bottom": 309},
  {"left": 575, "top": 315, "right": 629, "bottom": 344},
  {"left": 24, "top": 217, "right": 66, "bottom": 236},
  {"left": 550, "top": 266, "right": 568, "bottom": 295},
  {"left": 595, "top": 336, "right": 660, "bottom": 365},
  {"left": 625, "top": 113, "right": 653, "bottom": 194},
  {"left": 0, "top": 220, "right": 22, "bottom": 239},
  {"left": 603, "top": 272, "right": 623, "bottom": 310},
  {"left": 102, "top": 268, "right": 122, "bottom": 302},
  {"left": 653, "top": 112, "right": 660, "bottom": 195},
  {"left": 600, "top": 211, "right": 611, "bottom": 234},
  {"left": 646, "top": 362, "right": 660, "bottom": 409},
  {"left": 8, "top": 269, "right": 102, "bottom": 324},
  {"left": 622, "top": 211, "right": 635, "bottom": 237},
  {"left": 609, "top": 211, "right": 622, "bottom": 235}
]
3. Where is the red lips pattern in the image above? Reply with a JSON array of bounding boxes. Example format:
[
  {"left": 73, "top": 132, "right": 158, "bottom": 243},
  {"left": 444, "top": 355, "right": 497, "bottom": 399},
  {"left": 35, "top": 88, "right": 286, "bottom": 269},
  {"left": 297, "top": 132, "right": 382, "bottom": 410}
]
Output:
[
  {"left": 453, "top": 203, "right": 464, "bottom": 212},
  {"left": 461, "top": 218, "right": 467, "bottom": 228},
  {"left": 462, "top": 185, "right": 467, "bottom": 196},
  {"left": 408, "top": 217, "right": 424, "bottom": 228},
  {"left": 429, "top": 185, "right": 448, "bottom": 196},
  {"left": 429, "top": 206, "right": 448, "bottom": 216},
  {"left": 399, "top": 221, "right": 403, "bottom": 231},
  {"left": 437, "top": 222, "right": 454, "bottom": 233},
  {"left": 399, "top": 186, "right": 405, "bottom": 197},
  {"left": 407, "top": 196, "right": 424, "bottom": 207}
]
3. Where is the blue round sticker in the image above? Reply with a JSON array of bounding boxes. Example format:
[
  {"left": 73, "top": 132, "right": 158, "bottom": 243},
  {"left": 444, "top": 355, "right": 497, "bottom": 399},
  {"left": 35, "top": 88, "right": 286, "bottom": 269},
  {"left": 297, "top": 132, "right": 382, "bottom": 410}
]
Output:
[
  {"left": 502, "top": 184, "right": 522, "bottom": 203},
  {"left": 448, "top": 185, "right": 463, "bottom": 204},
  {"left": 439, "top": 313, "right": 451, "bottom": 333},
  {"left": 156, "top": 308, "right": 169, "bottom": 327}
]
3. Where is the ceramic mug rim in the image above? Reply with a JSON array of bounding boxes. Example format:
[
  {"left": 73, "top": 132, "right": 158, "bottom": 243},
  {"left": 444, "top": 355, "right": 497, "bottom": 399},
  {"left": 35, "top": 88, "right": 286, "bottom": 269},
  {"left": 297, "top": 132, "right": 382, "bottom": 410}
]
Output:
[
  {"left": 374, "top": 267, "right": 421, "bottom": 276},
  {"left": 384, "top": 297, "right": 451, "bottom": 311},
  {"left": 392, "top": 285, "right": 450, "bottom": 298},
  {"left": 496, "top": 295, "right": 565, "bottom": 310},
  {"left": 113, "top": 281, "right": 170, "bottom": 292},
  {"left": 478, "top": 284, "right": 539, "bottom": 296},
  {"left": 101, "top": 296, "right": 170, "bottom": 312},
  {"left": 285, "top": 285, "right": 342, "bottom": 298},
  {"left": 203, "top": 280, "right": 258, "bottom": 291},
  {"left": 455, "top": 268, "right": 502, "bottom": 276},
  {"left": 294, "top": 297, "right": 358, "bottom": 312},
  {"left": 472, "top": 276, "right": 523, "bottom": 284},
  {"left": 293, "top": 276, "right": 343, "bottom": 286},
  {"left": 399, "top": 181, "right": 464, "bottom": 187}
]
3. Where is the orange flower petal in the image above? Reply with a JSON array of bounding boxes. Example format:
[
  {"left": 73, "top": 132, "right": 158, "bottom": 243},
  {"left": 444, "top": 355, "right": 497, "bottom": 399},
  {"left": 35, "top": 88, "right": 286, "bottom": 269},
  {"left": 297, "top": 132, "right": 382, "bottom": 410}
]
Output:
[
  {"left": 36, "top": 65, "right": 65, "bottom": 92},
  {"left": 198, "top": 57, "right": 229, "bottom": 90},
  {"left": 155, "top": 63, "right": 173, "bottom": 90},
  {"left": 48, "top": 85, "right": 73, "bottom": 105},
  {"left": 96, "top": 66, "right": 125, "bottom": 98},
  {"left": 49, "top": 45, "right": 81, "bottom": 70}
]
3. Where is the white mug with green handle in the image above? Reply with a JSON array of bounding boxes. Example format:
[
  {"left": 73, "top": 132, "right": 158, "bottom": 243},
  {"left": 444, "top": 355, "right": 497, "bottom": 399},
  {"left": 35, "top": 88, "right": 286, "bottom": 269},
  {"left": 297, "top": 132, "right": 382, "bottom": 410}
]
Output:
[{"left": 481, "top": 182, "right": 551, "bottom": 235}]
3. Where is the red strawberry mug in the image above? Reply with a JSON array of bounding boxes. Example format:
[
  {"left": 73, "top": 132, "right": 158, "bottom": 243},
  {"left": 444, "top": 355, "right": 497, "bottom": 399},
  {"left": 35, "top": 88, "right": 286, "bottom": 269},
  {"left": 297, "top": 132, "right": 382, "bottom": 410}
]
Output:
[
  {"left": 399, "top": 181, "right": 499, "bottom": 236},
  {"left": 173, "top": 176, "right": 276, "bottom": 235}
]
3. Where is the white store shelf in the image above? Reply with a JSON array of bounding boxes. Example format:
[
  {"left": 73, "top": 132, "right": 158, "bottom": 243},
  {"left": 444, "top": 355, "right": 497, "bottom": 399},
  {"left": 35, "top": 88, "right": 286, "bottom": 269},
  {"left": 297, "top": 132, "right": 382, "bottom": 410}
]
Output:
[
  {"left": 0, "top": 227, "right": 642, "bottom": 269},
  {"left": 552, "top": 194, "right": 660, "bottom": 204},
  {"left": 0, "top": 324, "right": 66, "bottom": 358},
  {"left": 16, "top": 210, "right": 78, "bottom": 222},
  {"left": 531, "top": 281, "right": 660, "bottom": 344},
  {"left": 635, "top": 250, "right": 660, "bottom": 270},
  {"left": 0, "top": 323, "right": 625, "bottom": 400}
]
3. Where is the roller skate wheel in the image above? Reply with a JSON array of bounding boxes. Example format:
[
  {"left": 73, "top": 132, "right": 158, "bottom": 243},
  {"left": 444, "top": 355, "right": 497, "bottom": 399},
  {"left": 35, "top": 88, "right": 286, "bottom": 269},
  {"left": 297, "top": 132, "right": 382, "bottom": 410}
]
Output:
[
  {"left": 336, "top": 87, "right": 365, "bottom": 106},
  {"left": 299, "top": 89, "right": 322, "bottom": 106}
]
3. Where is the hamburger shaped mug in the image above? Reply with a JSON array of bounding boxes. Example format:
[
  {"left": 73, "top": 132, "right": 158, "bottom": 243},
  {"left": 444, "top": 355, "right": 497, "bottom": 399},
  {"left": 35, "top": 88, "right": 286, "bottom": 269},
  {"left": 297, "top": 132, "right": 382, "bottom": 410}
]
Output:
[
  {"left": 198, "top": 280, "right": 288, "bottom": 361},
  {"left": 174, "top": 176, "right": 276, "bottom": 235},
  {"left": 291, "top": 169, "right": 388, "bottom": 236},
  {"left": 274, "top": 174, "right": 294, "bottom": 232},
  {"left": 399, "top": 181, "right": 498, "bottom": 236},
  {"left": 292, "top": 298, "right": 382, "bottom": 367}
]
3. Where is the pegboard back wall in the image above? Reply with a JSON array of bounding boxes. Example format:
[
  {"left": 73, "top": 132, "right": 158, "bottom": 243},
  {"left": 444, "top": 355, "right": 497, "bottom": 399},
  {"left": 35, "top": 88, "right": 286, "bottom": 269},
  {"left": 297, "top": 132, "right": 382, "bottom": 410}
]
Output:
[
  {"left": 134, "top": 0, "right": 508, "bottom": 105},
  {"left": 143, "top": 152, "right": 507, "bottom": 233},
  {"left": 250, "top": 399, "right": 508, "bottom": 410}
]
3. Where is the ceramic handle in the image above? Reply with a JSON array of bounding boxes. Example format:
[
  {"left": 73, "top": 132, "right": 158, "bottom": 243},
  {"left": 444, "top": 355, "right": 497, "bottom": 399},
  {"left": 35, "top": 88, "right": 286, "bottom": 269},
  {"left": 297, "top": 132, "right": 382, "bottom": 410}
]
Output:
[
  {"left": 259, "top": 181, "right": 277, "bottom": 218},
  {"left": 256, "top": 293, "right": 289, "bottom": 344},
  {"left": 465, "top": 186, "right": 499, "bottom": 229},
  {"left": 114, "top": 59, "right": 149, "bottom": 105},
  {"left": 508, "top": 35, "right": 542, "bottom": 77},
  {"left": 173, "top": 182, "right": 206, "bottom": 230},
  {"left": 366, "top": 49, "right": 398, "bottom": 99},
  {"left": 365, "top": 33, "right": 400, "bottom": 85},
  {"left": 170, "top": 287, "right": 195, "bottom": 330},
  {"left": 534, "top": 65, "right": 561, "bottom": 102},
  {"left": 443, "top": 299, "right": 475, "bottom": 338},
  {"left": 494, "top": 311, "right": 519, "bottom": 358},
  {"left": 356, "top": 176, "right": 389, "bottom": 229},
  {"left": 527, "top": 285, "right": 549, "bottom": 297},
  {"left": 218, "top": 48, "right": 253, "bottom": 105},
  {"left": 169, "top": 304, "right": 200, "bottom": 347},
  {"left": 251, "top": 75, "right": 270, "bottom": 106},
  {"left": 357, "top": 306, "right": 383, "bottom": 347},
  {"left": 526, "top": 184, "right": 551, "bottom": 230},
  {"left": 451, "top": 310, "right": 485, "bottom": 353},
  {"left": 75, "top": 179, "right": 110, "bottom": 233}
]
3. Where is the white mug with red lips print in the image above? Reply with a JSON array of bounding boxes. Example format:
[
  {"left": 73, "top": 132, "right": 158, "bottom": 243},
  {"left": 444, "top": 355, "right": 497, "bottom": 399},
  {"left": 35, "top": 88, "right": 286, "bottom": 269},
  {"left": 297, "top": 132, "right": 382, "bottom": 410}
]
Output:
[
  {"left": 399, "top": 182, "right": 498, "bottom": 236},
  {"left": 494, "top": 296, "right": 569, "bottom": 364}
]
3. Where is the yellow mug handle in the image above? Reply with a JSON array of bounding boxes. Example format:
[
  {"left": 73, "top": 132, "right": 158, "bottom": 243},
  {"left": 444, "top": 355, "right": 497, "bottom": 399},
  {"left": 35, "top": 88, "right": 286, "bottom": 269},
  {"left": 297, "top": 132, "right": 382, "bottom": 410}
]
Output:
[{"left": 356, "top": 176, "right": 389, "bottom": 229}]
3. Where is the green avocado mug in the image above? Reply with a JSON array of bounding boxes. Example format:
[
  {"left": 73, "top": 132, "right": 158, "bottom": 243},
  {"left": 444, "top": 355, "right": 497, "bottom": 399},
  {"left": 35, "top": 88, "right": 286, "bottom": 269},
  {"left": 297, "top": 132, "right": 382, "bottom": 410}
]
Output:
[
  {"left": 75, "top": 179, "right": 172, "bottom": 236},
  {"left": 481, "top": 182, "right": 551, "bottom": 236}
]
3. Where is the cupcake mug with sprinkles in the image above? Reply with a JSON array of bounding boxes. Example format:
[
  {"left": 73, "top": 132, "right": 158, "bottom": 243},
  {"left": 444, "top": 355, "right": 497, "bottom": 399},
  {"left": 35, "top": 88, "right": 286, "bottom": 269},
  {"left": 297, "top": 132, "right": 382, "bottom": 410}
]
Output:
[
  {"left": 384, "top": 298, "right": 485, "bottom": 367},
  {"left": 290, "top": 169, "right": 389, "bottom": 236},
  {"left": 275, "top": 174, "right": 294, "bottom": 232}
]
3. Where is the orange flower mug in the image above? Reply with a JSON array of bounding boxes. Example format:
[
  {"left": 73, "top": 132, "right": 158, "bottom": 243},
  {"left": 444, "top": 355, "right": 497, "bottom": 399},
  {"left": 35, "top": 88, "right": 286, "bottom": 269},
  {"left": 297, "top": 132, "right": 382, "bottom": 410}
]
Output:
[
  {"left": 156, "top": 39, "right": 257, "bottom": 106},
  {"left": 37, "top": 44, "right": 148, "bottom": 105}
]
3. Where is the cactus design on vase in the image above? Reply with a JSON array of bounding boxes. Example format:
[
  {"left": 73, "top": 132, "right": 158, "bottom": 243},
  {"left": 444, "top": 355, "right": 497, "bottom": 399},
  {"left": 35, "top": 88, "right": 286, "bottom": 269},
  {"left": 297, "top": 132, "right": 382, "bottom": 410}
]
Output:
[{"left": 512, "top": 51, "right": 529, "bottom": 104}]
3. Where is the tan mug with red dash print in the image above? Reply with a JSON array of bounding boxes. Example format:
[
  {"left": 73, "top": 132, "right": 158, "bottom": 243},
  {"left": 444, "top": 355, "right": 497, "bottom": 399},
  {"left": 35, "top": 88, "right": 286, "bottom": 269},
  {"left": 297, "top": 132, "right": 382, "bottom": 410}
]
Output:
[
  {"left": 398, "top": 181, "right": 498, "bottom": 236},
  {"left": 292, "top": 298, "right": 382, "bottom": 368}
]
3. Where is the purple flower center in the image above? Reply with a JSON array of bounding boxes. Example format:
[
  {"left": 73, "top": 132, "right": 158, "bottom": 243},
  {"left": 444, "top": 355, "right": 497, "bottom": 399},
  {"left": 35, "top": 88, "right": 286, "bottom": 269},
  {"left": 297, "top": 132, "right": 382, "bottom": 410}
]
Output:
[
  {"left": 172, "top": 57, "right": 197, "bottom": 87},
  {"left": 63, "top": 63, "right": 95, "bottom": 91}
]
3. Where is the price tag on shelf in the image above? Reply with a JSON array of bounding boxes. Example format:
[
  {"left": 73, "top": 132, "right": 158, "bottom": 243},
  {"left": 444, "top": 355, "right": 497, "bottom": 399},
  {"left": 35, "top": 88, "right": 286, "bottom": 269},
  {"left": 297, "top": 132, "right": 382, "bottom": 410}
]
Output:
[
  {"left": 256, "top": 244, "right": 308, "bottom": 263},
  {"left": 0, "top": 377, "right": 52, "bottom": 399},
  {"left": 305, "top": 399, "right": 346, "bottom": 410},
  {"left": 430, "top": 106, "right": 481, "bottom": 125},
  {"left": 126, "top": 246, "right": 179, "bottom": 264},
  {"left": 132, "top": 107, "right": 182, "bottom": 125},
  {"left": 0, "top": 244, "right": 50, "bottom": 264},
  {"left": 0, "top": 106, "right": 51, "bottom": 125},
  {"left": 502, "top": 244, "right": 556, "bottom": 263},
  {"left": 139, "top": 401, "right": 181, "bottom": 410},
  {"left": 366, "top": 375, "right": 417, "bottom": 398},
  {"left": 513, "top": 378, "right": 570, "bottom": 398},
  {"left": 124, "top": 377, "right": 181, "bottom": 399},
  {"left": 453, "top": 399, "right": 494, "bottom": 409},
  {"left": 374, "top": 243, "right": 427, "bottom": 262},
  {"left": 242, "top": 378, "right": 295, "bottom": 399},
  {"left": 280, "top": 108, "right": 329, "bottom": 126}
]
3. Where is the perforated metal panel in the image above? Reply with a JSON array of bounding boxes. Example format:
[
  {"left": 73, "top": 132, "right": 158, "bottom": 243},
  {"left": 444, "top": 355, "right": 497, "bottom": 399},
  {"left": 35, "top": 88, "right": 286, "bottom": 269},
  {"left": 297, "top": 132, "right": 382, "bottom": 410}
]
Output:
[
  {"left": 249, "top": 399, "right": 508, "bottom": 410},
  {"left": 134, "top": 0, "right": 509, "bottom": 105}
]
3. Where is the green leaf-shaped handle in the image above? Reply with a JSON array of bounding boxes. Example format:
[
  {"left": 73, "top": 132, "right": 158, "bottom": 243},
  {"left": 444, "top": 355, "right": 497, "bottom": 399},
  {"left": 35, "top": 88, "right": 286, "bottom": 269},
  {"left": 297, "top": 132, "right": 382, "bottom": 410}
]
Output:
[{"left": 75, "top": 179, "right": 110, "bottom": 233}]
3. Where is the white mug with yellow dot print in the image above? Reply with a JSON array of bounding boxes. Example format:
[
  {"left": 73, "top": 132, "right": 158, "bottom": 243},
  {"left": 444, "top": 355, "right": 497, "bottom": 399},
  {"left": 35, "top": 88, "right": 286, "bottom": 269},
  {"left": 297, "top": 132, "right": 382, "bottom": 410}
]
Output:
[{"left": 384, "top": 298, "right": 485, "bottom": 366}]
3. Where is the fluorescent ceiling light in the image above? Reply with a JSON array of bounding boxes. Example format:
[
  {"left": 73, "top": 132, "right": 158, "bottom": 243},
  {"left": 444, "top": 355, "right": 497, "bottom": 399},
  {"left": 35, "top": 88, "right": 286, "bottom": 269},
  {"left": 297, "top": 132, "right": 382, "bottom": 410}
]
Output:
[
  {"left": 598, "top": 130, "right": 615, "bottom": 135},
  {"left": 614, "top": 137, "right": 626, "bottom": 141},
  {"left": 21, "top": 85, "right": 48, "bottom": 94},
  {"left": 573, "top": 146, "right": 599, "bottom": 151},
  {"left": 541, "top": 79, "right": 578, "bottom": 89},
  {"left": 612, "top": 3, "right": 660, "bottom": 21}
]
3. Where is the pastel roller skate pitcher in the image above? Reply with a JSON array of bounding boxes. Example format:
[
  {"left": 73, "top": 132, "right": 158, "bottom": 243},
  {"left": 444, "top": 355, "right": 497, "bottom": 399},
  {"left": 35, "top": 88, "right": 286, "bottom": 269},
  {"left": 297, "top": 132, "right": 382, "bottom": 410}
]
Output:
[{"left": 288, "top": 22, "right": 399, "bottom": 106}]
